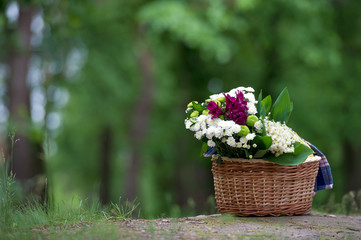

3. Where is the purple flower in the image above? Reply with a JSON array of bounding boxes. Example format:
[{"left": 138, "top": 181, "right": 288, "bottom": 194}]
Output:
[
  {"left": 224, "top": 91, "right": 248, "bottom": 125},
  {"left": 206, "top": 101, "right": 223, "bottom": 119}
]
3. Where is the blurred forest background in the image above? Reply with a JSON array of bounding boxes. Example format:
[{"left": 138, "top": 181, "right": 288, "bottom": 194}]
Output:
[{"left": 0, "top": 0, "right": 361, "bottom": 219}]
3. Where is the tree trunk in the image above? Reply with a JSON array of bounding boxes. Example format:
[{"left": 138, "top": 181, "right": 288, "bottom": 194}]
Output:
[
  {"left": 344, "top": 141, "right": 361, "bottom": 192},
  {"left": 7, "top": 6, "right": 45, "bottom": 201},
  {"left": 99, "top": 126, "right": 112, "bottom": 205},
  {"left": 124, "top": 34, "right": 154, "bottom": 202}
]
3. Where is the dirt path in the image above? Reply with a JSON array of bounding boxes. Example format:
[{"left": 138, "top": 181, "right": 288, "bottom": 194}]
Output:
[{"left": 115, "top": 213, "right": 361, "bottom": 239}]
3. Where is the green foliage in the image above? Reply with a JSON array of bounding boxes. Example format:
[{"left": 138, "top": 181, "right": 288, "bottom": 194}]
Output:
[
  {"left": 1, "top": 131, "right": 139, "bottom": 236},
  {"left": 0, "top": 198, "right": 140, "bottom": 239},
  {"left": 138, "top": 1, "right": 235, "bottom": 63},
  {"left": 252, "top": 136, "right": 272, "bottom": 150},
  {"left": 0, "top": 129, "right": 20, "bottom": 232},
  {"left": 0, "top": 168, "right": 16, "bottom": 232},
  {"left": 314, "top": 190, "right": 361, "bottom": 216},
  {"left": 269, "top": 88, "right": 293, "bottom": 124},
  {"left": 256, "top": 92, "right": 272, "bottom": 136},
  {"left": 106, "top": 198, "right": 140, "bottom": 220},
  {"left": 265, "top": 142, "right": 314, "bottom": 166},
  {"left": 192, "top": 101, "right": 205, "bottom": 113},
  {"left": 2, "top": 0, "right": 361, "bottom": 218},
  {"left": 45, "top": 0, "right": 361, "bottom": 216},
  {"left": 200, "top": 142, "right": 208, "bottom": 157},
  {"left": 256, "top": 90, "right": 263, "bottom": 117},
  {"left": 261, "top": 95, "right": 272, "bottom": 115}
]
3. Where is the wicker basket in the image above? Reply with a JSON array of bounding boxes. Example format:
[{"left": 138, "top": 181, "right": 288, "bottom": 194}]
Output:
[{"left": 211, "top": 155, "right": 321, "bottom": 216}]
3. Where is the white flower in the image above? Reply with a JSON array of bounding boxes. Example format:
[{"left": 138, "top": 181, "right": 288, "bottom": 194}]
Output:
[
  {"left": 247, "top": 104, "right": 257, "bottom": 115},
  {"left": 244, "top": 87, "right": 255, "bottom": 92},
  {"left": 264, "top": 119, "right": 298, "bottom": 157},
  {"left": 194, "top": 131, "right": 203, "bottom": 140},
  {"left": 226, "top": 137, "right": 236, "bottom": 147},
  {"left": 235, "top": 86, "right": 246, "bottom": 92},
  {"left": 201, "top": 129, "right": 207, "bottom": 135},
  {"left": 240, "top": 137, "right": 247, "bottom": 144},
  {"left": 220, "top": 120, "right": 234, "bottom": 129},
  {"left": 236, "top": 142, "right": 243, "bottom": 148},
  {"left": 200, "top": 122, "right": 207, "bottom": 130},
  {"left": 231, "top": 124, "right": 241, "bottom": 134},
  {"left": 209, "top": 93, "right": 223, "bottom": 100},
  {"left": 185, "top": 107, "right": 192, "bottom": 113},
  {"left": 214, "top": 127, "right": 224, "bottom": 139},
  {"left": 244, "top": 93, "right": 256, "bottom": 103},
  {"left": 207, "top": 140, "right": 216, "bottom": 147},
  {"left": 207, "top": 118, "right": 220, "bottom": 127},
  {"left": 218, "top": 120, "right": 229, "bottom": 129},
  {"left": 185, "top": 86, "right": 302, "bottom": 159},
  {"left": 185, "top": 120, "right": 192, "bottom": 129},
  {"left": 224, "top": 128, "right": 233, "bottom": 137},
  {"left": 226, "top": 87, "right": 246, "bottom": 98},
  {"left": 254, "top": 120, "right": 263, "bottom": 130},
  {"left": 192, "top": 123, "right": 200, "bottom": 132},
  {"left": 197, "top": 115, "right": 208, "bottom": 123},
  {"left": 206, "top": 127, "right": 216, "bottom": 139},
  {"left": 246, "top": 133, "right": 256, "bottom": 141}
]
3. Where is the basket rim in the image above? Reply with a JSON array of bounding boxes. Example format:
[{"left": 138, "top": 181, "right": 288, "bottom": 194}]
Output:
[{"left": 211, "top": 155, "right": 321, "bottom": 165}]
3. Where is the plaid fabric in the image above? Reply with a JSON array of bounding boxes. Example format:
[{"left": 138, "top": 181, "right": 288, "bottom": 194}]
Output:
[
  {"left": 305, "top": 141, "right": 333, "bottom": 193},
  {"left": 204, "top": 147, "right": 217, "bottom": 157},
  {"left": 204, "top": 142, "right": 333, "bottom": 193}
]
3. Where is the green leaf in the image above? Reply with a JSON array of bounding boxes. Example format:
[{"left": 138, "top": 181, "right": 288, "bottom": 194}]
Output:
[
  {"left": 253, "top": 135, "right": 272, "bottom": 150},
  {"left": 260, "top": 102, "right": 267, "bottom": 119},
  {"left": 200, "top": 142, "right": 208, "bottom": 157},
  {"left": 216, "top": 154, "right": 222, "bottom": 165},
  {"left": 262, "top": 95, "right": 272, "bottom": 114},
  {"left": 254, "top": 150, "right": 268, "bottom": 158},
  {"left": 265, "top": 142, "right": 314, "bottom": 165},
  {"left": 288, "top": 102, "right": 294, "bottom": 122},
  {"left": 244, "top": 149, "right": 250, "bottom": 159},
  {"left": 186, "top": 108, "right": 193, "bottom": 118},
  {"left": 257, "top": 92, "right": 272, "bottom": 120},
  {"left": 261, "top": 117, "right": 266, "bottom": 136},
  {"left": 269, "top": 88, "right": 293, "bottom": 124},
  {"left": 192, "top": 101, "right": 203, "bottom": 112},
  {"left": 256, "top": 90, "right": 263, "bottom": 117}
]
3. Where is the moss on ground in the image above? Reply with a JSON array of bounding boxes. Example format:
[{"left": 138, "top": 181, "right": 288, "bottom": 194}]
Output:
[{"left": 2, "top": 213, "right": 361, "bottom": 239}]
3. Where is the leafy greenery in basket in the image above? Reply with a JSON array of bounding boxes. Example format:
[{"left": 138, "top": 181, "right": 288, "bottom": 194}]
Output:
[{"left": 184, "top": 87, "right": 314, "bottom": 165}]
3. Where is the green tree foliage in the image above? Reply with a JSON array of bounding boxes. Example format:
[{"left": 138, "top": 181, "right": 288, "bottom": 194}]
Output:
[{"left": 1, "top": 0, "right": 361, "bottom": 218}]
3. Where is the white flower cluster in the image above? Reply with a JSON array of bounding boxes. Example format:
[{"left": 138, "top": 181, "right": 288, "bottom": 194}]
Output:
[
  {"left": 185, "top": 114, "right": 258, "bottom": 149},
  {"left": 264, "top": 119, "right": 298, "bottom": 157},
  {"left": 209, "top": 87, "right": 258, "bottom": 115},
  {"left": 254, "top": 120, "right": 263, "bottom": 133}
]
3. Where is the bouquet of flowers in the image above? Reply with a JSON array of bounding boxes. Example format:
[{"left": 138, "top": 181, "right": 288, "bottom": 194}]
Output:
[{"left": 184, "top": 86, "right": 314, "bottom": 165}]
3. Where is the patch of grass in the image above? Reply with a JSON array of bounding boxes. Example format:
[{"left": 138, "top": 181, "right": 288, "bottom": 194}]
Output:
[
  {"left": 313, "top": 190, "right": 361, "bottom": 215},
  {"left": 0, "top": 197, "right": 140, "bottom": 239},
  {"left": 6, "top": 222, "right": 122, "bottom": 240},
  {"left": 0, "top": 129, "right": 140, "bottom": 239},
  {"left": 203, "top": 213, "right": 238, "bottom": 225},
  {"left": 0, "top": 129, "right": 19, "bottom": 232}
]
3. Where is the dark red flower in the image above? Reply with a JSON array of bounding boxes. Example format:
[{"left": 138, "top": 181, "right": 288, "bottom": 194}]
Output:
[
  {"left": 206, "top": 101, "right": 223, "bottom": 119},
  {"left": 224, "top": 91, "right": 248, "bottom": 125}
]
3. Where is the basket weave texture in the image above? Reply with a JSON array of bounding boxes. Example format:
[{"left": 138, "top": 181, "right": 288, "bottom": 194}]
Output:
[{"left": 211, "top": 156, "right": 320, "bottom": 216}]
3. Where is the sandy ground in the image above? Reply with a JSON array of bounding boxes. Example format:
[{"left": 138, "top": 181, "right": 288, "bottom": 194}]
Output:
[{"left": 115, "top": 213, "right": 361, "bottom": 239}]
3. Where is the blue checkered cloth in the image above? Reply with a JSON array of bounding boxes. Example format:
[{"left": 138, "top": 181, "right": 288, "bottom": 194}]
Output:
[
  {"left": 306, "top": 141, "right": 333, "bottom": 193},
  {"left": 204, "top": 142, "right": 333, "bottom": 193}
]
